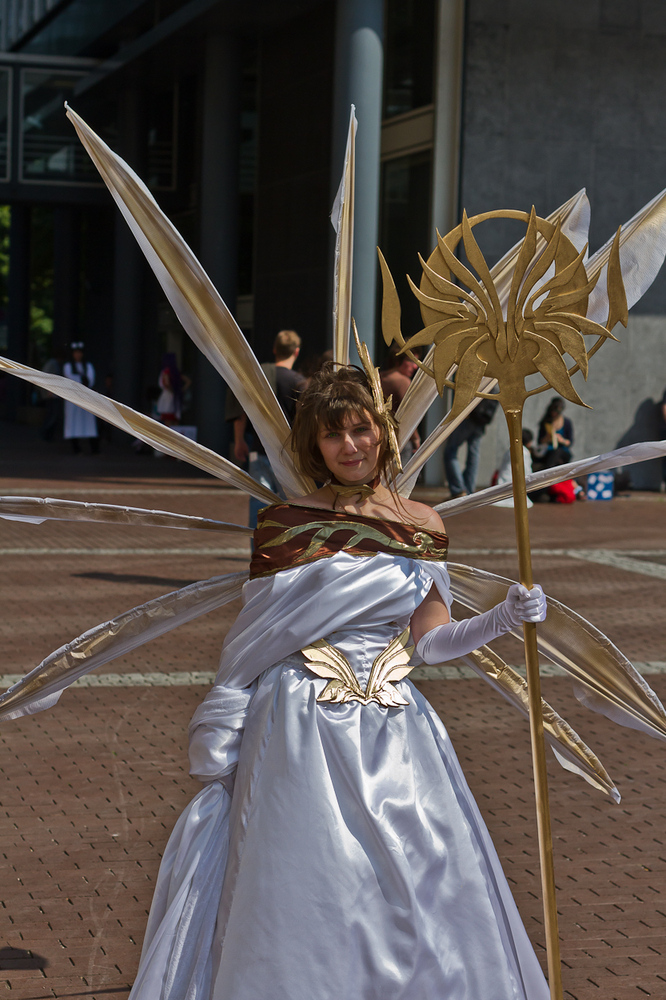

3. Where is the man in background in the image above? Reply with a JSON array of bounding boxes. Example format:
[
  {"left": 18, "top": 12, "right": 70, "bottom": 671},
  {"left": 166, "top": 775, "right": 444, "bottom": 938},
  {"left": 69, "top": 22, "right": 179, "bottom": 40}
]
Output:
[
  {"left": 444, "top": 397, "right": 498, "bottom": 498},
  {"left": 380, "top": 344, "right": 421, "bottom": 466},
  {"left": 227, "top": 329, "right": 306, "bottom": 526}
]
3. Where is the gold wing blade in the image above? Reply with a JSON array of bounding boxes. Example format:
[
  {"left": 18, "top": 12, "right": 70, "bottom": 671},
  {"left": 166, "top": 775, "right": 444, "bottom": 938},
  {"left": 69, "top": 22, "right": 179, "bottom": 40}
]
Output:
[
  {"left": 456, "top": 644, "right": 619, "bottom": 802},
  {"left": 331, "top": 107, "right": 357, "bottom": 367},
  {"left": 434, "top": 438, "right": 666, "bottom": 516},
  {"left": 0, "top": 571, "right": 248, "bottom": 722},
  {"left": 0, "top": 496, "right": 254, "bottom": 534},
  {"left": 65, "top": 104, "right": 312, "bottom": 500},
  {"left": 447, "top": 562, "right": 666, "bottom": 741},
  {"left": 0, "top": 355, "right": 279, "bottom": 505}
]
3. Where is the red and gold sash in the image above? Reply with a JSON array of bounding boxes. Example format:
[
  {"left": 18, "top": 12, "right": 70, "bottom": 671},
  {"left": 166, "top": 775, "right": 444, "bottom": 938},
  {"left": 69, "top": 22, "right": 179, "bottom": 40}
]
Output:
[{"left": 249, "top": 503, "right": 448, "bottom": 579}]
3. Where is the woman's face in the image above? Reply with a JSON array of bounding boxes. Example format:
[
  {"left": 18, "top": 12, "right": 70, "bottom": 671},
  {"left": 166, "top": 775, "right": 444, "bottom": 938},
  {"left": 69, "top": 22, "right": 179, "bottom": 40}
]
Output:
[
  {"left": 317, "top": 411, "right": 381, "bottom": 485},
  {"left": 72, "top": 349, "right": 83, "bottom": 364}
]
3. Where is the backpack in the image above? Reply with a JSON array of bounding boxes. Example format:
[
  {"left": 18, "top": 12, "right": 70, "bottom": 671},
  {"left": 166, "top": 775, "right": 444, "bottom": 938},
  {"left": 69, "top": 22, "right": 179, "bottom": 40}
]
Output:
[{"left": 469, "top": 398, "right": 498, "bottom": 428}]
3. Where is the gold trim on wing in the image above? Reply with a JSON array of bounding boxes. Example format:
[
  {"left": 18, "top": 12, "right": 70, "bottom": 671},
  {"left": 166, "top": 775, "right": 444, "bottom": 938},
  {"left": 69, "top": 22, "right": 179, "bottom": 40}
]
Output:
[
  {"left": 458, "top": 644, "right": 619, "bottom": 802},
  {"left": 302, "top": 629, "right": 414, "bottom": 707},
  {"left": 0, "top": 571, "right": 248, "bottom": 721},
  {"left": 448, "top": 562, "right": 666, "bottom": 742}
]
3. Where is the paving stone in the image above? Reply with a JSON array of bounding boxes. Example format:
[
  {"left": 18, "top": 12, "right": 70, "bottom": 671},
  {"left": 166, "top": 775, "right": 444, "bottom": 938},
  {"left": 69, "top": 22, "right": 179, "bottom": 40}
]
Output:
[{"left": 1, "top": 445, "right": 665, "bottom": 998}]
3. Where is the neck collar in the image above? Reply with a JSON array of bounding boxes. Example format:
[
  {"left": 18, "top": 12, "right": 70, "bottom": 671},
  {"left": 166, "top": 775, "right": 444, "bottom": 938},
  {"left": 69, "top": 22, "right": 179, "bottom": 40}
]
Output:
[{"left": 328, "top": 474, "right": 381, "bottom": 508}]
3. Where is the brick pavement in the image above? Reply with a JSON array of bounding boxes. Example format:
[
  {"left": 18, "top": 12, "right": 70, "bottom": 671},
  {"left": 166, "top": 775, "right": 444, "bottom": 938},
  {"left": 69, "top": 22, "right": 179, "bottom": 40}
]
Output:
[{"left": 1, "top": 423, "right": 665, "bottom": 998}]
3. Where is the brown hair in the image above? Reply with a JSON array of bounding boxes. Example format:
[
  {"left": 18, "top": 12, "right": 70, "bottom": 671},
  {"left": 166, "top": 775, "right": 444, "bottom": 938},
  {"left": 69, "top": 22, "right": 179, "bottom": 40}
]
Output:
[
  {"left": 273, "top": 329, "right": 301, "bottom": 360},
  {"left": 290, "top": 363, "right": 397, "bottom": 483}
]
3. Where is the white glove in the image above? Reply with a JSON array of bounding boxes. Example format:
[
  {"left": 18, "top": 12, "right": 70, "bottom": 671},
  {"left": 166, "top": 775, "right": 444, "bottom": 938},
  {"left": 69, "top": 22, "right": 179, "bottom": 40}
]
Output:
[
  {"left": 416, "top": 584, "right": 547, "bottom": 665},
  {"left": 496, "top": 583, "right": 548, "bottom": 629}
]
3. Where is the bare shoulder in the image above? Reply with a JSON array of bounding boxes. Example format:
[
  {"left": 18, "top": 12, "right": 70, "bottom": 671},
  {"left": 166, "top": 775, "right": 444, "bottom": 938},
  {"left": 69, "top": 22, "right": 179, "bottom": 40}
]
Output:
[
  {"left": 397, "top": 497, "right": 446, "bottom": 533},
  {"left": 292, "top": 487, "right": 331, "bottom": 509}
]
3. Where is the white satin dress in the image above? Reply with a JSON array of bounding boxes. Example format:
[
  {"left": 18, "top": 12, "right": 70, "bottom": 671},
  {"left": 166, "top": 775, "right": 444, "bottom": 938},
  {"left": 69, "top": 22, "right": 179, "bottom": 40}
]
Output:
[{"left": 128, "top": 541, "right": 550, "bottom": 1000}]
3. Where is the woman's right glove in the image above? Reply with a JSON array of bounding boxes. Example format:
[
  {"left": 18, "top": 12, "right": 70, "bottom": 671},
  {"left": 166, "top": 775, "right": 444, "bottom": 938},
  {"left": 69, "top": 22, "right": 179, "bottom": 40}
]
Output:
[{"left": 416, "top": 584, "right": 547, "bottom": 665}]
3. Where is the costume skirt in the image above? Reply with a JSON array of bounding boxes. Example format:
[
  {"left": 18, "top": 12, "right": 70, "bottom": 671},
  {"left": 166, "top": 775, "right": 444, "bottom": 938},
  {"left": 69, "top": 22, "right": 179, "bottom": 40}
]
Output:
[{"left": 130, "top": 625, "right": 549, "bottom": 1000}]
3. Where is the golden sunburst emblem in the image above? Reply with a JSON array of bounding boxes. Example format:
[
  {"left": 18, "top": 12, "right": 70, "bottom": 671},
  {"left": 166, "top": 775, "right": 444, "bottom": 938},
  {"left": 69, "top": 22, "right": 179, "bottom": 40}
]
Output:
[{"left": 379, "top": 207, "right": 628, "bottom": 420}]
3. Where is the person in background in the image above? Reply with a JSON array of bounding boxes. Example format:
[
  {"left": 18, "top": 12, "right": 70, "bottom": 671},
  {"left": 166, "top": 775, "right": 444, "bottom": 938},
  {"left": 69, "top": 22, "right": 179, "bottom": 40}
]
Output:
[
  {"left": 444, "top": 396, "right": 498, "bottom": 498},
  {"left": 63, "top": 343, "right": 99, "bottom": 454},
  {"left": 156, "top": 352, "right": 191, "bottom": 426},
  {"left": 227, "top": 329, "right": 306, "bottom": 527},
  {"left": 493, "top": 428, "right": 534, "bottom": 509},
  {"left": 537, "top": 396, "right": 573, "bottom": 464},
  {"left": 380, "top": 344, "right": 421, "bottom": 466}
]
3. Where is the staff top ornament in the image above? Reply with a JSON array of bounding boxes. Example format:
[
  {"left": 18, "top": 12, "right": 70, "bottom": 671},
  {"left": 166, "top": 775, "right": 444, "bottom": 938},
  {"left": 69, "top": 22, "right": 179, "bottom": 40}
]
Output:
[{"left": 378, "top": 207, "right": 629, "bottom": 419}]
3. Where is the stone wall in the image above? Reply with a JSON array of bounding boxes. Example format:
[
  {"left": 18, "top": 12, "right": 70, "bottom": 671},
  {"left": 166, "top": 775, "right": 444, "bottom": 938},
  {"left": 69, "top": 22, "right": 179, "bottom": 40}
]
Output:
[{"left": 460, "top": 0, "right": 666, "bottom": 489}]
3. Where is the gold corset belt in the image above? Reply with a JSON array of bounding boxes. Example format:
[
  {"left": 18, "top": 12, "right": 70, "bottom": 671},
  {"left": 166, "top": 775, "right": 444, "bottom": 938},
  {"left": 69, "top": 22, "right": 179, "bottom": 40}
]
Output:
[{"left": 301, "top": 629, "right": 415, "bottom": 708}]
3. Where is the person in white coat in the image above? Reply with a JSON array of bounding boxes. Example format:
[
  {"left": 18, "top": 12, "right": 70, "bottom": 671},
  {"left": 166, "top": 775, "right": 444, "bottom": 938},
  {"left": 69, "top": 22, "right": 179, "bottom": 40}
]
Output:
[{"left": 63, "top": 342, "right": 99, "bottom": 453}]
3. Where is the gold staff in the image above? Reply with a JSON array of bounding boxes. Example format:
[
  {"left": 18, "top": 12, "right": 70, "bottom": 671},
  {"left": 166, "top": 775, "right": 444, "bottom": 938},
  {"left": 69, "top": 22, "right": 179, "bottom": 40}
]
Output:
[{"left": 378, "top": 207, "right": 628, "bottom": 1000}]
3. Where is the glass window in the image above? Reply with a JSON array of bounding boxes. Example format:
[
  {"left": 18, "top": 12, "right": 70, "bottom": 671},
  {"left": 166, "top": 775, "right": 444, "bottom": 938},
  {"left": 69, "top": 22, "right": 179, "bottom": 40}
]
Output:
[
  {"left": 379, "top": 149, "right": 432, "bottom": 344},
  {"left": 0, "top": 68, "right": 11, "bottom": 182},
  {"left": 16, "top": 0, "right": 145, "bottom": 57},
  {"left": 147, "top": 88, "right": 177, "bottom": 191},
  {"left": 383, "top": 0, "right": 436, "bottom": 119},
  {"left": 20, "top": 68, "right": 102, "bottom": 184}
]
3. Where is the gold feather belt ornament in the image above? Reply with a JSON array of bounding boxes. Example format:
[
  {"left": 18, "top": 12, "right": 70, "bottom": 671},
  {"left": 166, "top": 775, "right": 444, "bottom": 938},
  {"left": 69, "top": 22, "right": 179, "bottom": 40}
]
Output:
[{"left": 301, "top": 629, "right": 415, "bottom": 707}]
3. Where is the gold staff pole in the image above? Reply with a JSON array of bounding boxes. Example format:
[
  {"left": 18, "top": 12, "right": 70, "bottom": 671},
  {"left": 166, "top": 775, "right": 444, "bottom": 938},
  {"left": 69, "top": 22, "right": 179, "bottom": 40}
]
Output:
[
  {"left": 380, "top": 206, "right": 628, "bottom": 1000},
  {"left": 505, "top": 403, "right": 562, "bottom": 1000}
]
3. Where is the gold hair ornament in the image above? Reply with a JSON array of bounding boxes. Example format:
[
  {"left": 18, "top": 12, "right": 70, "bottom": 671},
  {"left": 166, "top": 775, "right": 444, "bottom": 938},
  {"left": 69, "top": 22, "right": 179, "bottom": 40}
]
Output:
[{"left": 351, "top": 319, "right": 403, "bottom": 474}]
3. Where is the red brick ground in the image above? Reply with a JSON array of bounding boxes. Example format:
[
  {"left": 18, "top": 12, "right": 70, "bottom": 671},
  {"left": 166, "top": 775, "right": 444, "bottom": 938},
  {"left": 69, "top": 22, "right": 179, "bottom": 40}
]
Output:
[{"left": 1, "top": 424, "right": 665, "bottom": 998}]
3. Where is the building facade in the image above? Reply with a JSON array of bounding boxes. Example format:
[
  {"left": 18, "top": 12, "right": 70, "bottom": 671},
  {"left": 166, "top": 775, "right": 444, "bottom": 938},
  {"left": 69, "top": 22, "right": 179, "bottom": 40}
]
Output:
[{"left": 0, "top": 0, "right": 664, "bottom": 486}]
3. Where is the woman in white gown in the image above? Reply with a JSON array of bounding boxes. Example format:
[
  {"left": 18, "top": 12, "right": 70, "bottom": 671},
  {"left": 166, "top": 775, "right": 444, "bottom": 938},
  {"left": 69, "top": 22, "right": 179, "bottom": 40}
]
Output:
[
  {"left": 129, "top": 364, "right": 550, "bottom": 1000},
  {"left": 63, "top": 342, "right": 99, "bottom": 452}
]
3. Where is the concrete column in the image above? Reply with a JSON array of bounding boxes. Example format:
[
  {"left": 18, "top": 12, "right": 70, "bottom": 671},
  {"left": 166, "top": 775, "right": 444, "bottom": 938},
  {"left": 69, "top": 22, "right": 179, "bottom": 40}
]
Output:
[
  {"left": 195, "top": 33, "right": 241, "bottom": 454},
  {"left": 331, "top": 0, "right": 383, "bottom": 359},
  {"left": 53, "top": 205, "right": 81, "bottom": 352},
  {"left": 422, "top": 0, "right": 465, "bottom": 485},
  {"left": 113, "top": 83, "right": 144, "bottom": 408},
  {"left": 431, "top": 0, "right": 465, "bottom": 245}
]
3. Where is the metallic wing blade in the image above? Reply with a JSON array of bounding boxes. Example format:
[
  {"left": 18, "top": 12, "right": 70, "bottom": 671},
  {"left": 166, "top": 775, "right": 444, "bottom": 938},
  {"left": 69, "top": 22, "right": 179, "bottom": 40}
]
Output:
[
  {"left": 65, "top": 104, "right": 312, "bottom": 499},
  {"left": 0, "top": 496, "right": 253, "bottom": 534},
  {"left": 448, "top": 562, "right": 666, "bottom": 741},
  {"left": 0, "top": 355, "right": 279, "bottom": 505},
  {"left": 434, "top": 439, "right": 666, "bottom": 516},
  {"left": 331, "top": 106, "right": 357, "bottom": 367},
  {"left": 587, "top": 185, "right": 666, "bottom": 323},
  {"left": 0, "top": 571, "right": 248, "bottom": 722},
  {"left": 458, "top": 643, "right": 619, "bottom": 801}
]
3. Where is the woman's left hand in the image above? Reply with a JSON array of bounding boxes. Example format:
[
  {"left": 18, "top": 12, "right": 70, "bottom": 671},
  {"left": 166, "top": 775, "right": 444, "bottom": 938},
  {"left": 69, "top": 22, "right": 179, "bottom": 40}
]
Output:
[{"left": 503, "top": 583, "right": 547, "bottom": 627}]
